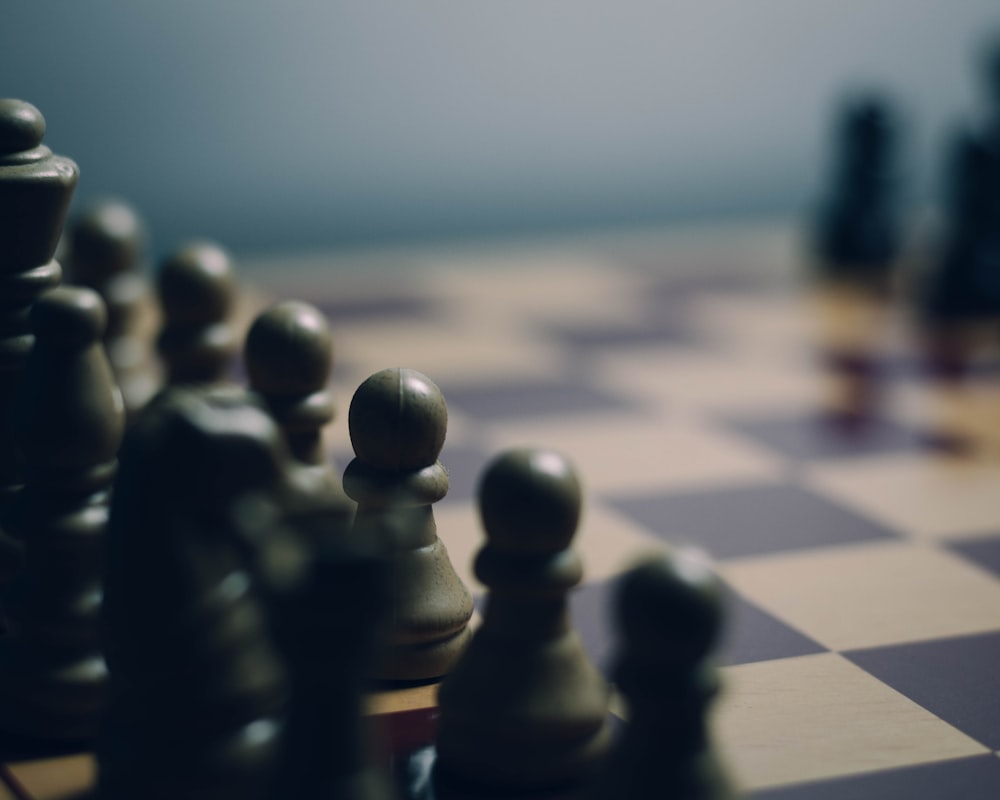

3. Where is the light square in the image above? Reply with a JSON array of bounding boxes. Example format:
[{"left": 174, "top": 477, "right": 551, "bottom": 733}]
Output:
[
  {"left": 484, "top": 412, "right": 783, "bottom": 495},
  {"left": 720, "top": 540, "right": 1000, "bottom": 651},
  {"left": 805, "top": 454, "right": 1000, "bottom": 542},
  {"left": 715, "top": 652, "right": 987, "bottom": 791},
  {"left": 594, "top": 347, "right": 819, "bottom": 417}
]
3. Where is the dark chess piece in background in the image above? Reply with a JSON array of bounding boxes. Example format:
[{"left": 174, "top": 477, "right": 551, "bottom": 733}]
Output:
[
  {"left": 0, "top": 99, "right": 78, "bottom": 627},
  {"left": 343, "top": 367, "right": 473, "bottom": 683},
  {"left": 156, "top": 240, "right": 239, "bottom": 389},
  {"left": 434, "top": 448, "right": 612, "bottom": 797},
  {"left": 246, "top": 300, "right": 346, "bottom": 500},
  {"left": 809, "top": 95, "right": 901, "bottom": 427},
  {"left": 812, "top": 95, "right": 901, "bottom": 287},
  {"left": 0, "top": 287, "right": 123, "bottom": 751},
  {"left": 589, "top": 550, "right": 733, "bottom": 800},
  {"left": 64, "top": 198, "right": 160, "bottom": 419},
  {"left": 915, "top": 36, "right": 1000, "bottom": 453},
  {"left": 97, "top": 389, "right": 291, "bottom": 800}
]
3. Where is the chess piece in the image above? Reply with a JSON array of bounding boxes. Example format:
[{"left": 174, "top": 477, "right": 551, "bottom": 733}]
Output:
[
  {"left": 342, "top": 367, "right": 473, "bottom": 682},
  {"left": 65, "top": 198, "right": 160, "bottom": 418},
  {"left": 246, "top": 300, "right": 344, "bottom": 497},
  {"left": 810, "top": 96, "right": 900, "bottom": 426},
  {"left": 812, "top": 95, "right": 900, "bottom": 286},
  {"left": 156, "top": 240, "right": 239, "bottom": 387},
  {"left": 0, "top": 99, "right": 78, "bottom": 625},
  {"left": 434, "top": 448, "right": 612, "bottom": 796},
  {"left": 98, "top": 388, "right": 290, "bottom": 800},
  {"left": 590, "top": 549, "right": 733, "bottom": 800},
  {"left": 263, "top": 496, "right": 394, "bottom": 800},
  {"left": 916, "top": 128, "right": 1000, "bottom": 453},
  {"left": 0, "top": 287, "right": 124, "bottom": 748}
]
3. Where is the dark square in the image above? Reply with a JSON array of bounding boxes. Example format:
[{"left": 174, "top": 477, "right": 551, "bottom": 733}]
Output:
[
  {"left": 440, "top": 377, "right": 634, "bottom": 421},
  {"left": 438, "top": 443, "right": 494, "bottom": 506},
  {"left": 723, "top": 412, "right": 923, "bottom": 461},
  {"left": 749, "top": 754, "right": 1000, "bottom": 800},
  {"left": 609, "top": 483, "right": 898, "bottom": 560},
  {"left": 845, "top": 631, "right": 1000, "bottom": 749},
  {"left": 721, "top": 589, "right": 827, "bottom": 667},
  {"left": 948, "top": 535, "right": 1000, "bottom": 580},
  {"left": 313, "top": 295, "right": 437, "bottom": 324},
  {"left": 547, "top": 315, "right": 697, "bottom": 350}
]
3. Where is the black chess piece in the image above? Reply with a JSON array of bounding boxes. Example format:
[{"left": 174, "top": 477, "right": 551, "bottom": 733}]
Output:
[
  {"left": 810, "top": 95, "right": 901, "bottom": 428},
  {"left": 813, "top": 94, "right": 901, "bottom": 287},
  {"left": 589, "top": 549, "right": 733, "bottom": 800},
  {"left": 97, "top": 388, "right": 292, "bottom": 800},
  {"left": 0, "top": 99, "right": 78, "bottom": 626},
  {"left": 0, "top": 287, "right": 124, "bottom": 752},
  {"left": 259, "top": 494, "right": 394, "bottom": 800},
  {"left": 434, "top": 448, "right": 612, "bottom": 797},
  {"left": 342, "top": 367, "right": 473, "bottom": 682},
  {"left": 246, "top": 300, "right": 345, "bottom": 498},
  {"left": 156, "top": 240, "right": 239, "bottom": 388},
  {"left": 65, "top": 198, "right": 160, "bottom": 418}
]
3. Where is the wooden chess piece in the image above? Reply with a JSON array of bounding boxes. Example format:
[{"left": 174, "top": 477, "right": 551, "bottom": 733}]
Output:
[
  {"left": 97, "top": 388, "right": 291, "bottom": 800},
  {"left": 434, "top": 448, "right": 612, "bottom": 796},
  {"left": 65, "top": 197, "right": 160, "bottom": 418},
  {"left": 0, "top": 287, "right": 124, "bottom": 749},
  {"left": 156, "top": 240, "right": 239, "bottom": 388},
  {"left": 589, "top": 549, "right": 733, "bottom": 800},
  {"left": 0, "top": 99, "right": 78, "bottom": 626},
  {"left": 342, "top": 367, "right": 473, "bottom": 682},
  {"left": 246, "top": 300, "right": 345, "bottom": 498}
]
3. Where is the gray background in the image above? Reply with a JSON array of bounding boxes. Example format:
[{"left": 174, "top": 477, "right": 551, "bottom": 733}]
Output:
[{"left": 2, "top": 2, "right": 998, "bottom": 257}]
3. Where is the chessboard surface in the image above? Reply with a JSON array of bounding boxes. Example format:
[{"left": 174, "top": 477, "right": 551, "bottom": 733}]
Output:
[{"left": 4, "top": 219, "right": 1000, "bottom": 799}]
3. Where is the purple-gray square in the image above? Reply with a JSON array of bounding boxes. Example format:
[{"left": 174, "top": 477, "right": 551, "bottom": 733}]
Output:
[
  {"left": 748, "top": 754, "right": 1000, "bottom": 800},
  {"left": 720, "top": 589, "right": 827, "bottom": 667},
  {"left": 722, "top": 411, "right": 923, "bottom": 461},
  {"left": 948, "top": 535, "right": 1000, "bottom": 580},
  {"left": 439, "top": 443, "right": 494, "bottom": 506},
  {"left": 845, "top": 631, "right": 1000, "bottom": 750},
  {"left": 440, "top": 378, "right": 635, "bottom": 421},
  {"left": 546, "top": 316, "right": 697, "bottom": 350},
  {"left": 313, "top": 295, "right": 437, "bottom": 324},
  {"left": 609, "top": 483, "right": 899, "bottom": 560}
]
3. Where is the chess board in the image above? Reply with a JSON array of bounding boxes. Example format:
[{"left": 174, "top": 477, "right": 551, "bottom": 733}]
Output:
[{"left": 4, "top": 219, "right": 1000, "bottom": 799}]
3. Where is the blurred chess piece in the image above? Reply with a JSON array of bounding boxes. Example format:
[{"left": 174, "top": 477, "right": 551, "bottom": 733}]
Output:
[
  {"left": 64, "top": 198, "right": 161, "bottom": 420},
  {"left": 810, "top": 94, "right": 902, "bottom": 428}
]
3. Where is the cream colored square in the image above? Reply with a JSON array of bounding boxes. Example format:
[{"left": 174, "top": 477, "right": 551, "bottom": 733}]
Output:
[
  {"left": 424, "top": 255, "right": 636, "bottom": 328},
  {"left": 334, "top": 318, "right": 564, "bottom": 386},
  {"left": 484, "top": 412, "right": 783, "bottom": 495},
  {"left": 593, "top": 347, "right": 819, "bottom": 416},
  {"left": 690, "top": 291, "right": 814, "bottom": 360},
  {"left": 721, "top": 541, "right": 1000, "bottom": 651},
  {"left": 434, "top": 497, "right": 666, "bottom": 593},
  {"left": 715, "top": 653, "right": 987, "bottom": 791},
  {"left": 806, "top": 453, "right": 1000, "bottom": 541}
]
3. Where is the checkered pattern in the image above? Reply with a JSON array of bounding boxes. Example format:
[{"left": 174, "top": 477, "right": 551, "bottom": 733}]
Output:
[
  {"left": 5, "top": 223, "right": 1000, "bottom": 799},
  {"left": 312, "top": 226, "right": 1000, "bottom": 798}
]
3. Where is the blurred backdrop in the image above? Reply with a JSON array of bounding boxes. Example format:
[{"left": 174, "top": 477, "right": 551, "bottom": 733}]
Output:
[{"left": 2, "top": 1, "right": 998, "bottom": 257}]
